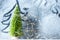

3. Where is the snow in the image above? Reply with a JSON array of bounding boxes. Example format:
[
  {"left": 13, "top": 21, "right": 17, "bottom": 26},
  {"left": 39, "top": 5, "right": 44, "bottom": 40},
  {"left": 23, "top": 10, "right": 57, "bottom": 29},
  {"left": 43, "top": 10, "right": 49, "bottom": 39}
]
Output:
[{"left": 0, "top": 0, "right": 60, "bottom": 39}]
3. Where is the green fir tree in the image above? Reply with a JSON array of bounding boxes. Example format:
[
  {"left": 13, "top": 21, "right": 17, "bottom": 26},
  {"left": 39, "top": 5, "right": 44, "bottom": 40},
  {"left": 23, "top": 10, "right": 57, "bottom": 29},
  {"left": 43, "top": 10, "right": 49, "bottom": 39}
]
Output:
[{"left": 9, "top": 5, "right": 23, "bottom": 37}]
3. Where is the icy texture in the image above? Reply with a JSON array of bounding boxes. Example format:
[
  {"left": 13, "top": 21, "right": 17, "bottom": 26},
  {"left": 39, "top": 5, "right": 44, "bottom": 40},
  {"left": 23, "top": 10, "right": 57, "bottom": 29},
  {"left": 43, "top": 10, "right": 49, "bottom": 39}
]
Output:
[{"left": 0, "top": 0, "right": 60, "bottom": 39}]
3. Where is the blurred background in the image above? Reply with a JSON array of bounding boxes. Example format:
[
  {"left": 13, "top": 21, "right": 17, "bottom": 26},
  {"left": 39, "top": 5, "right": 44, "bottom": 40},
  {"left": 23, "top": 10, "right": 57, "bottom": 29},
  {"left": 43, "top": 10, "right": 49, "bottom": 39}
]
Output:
[{"left": 0, "top": 0, "right": 60, "bottom": 40}]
